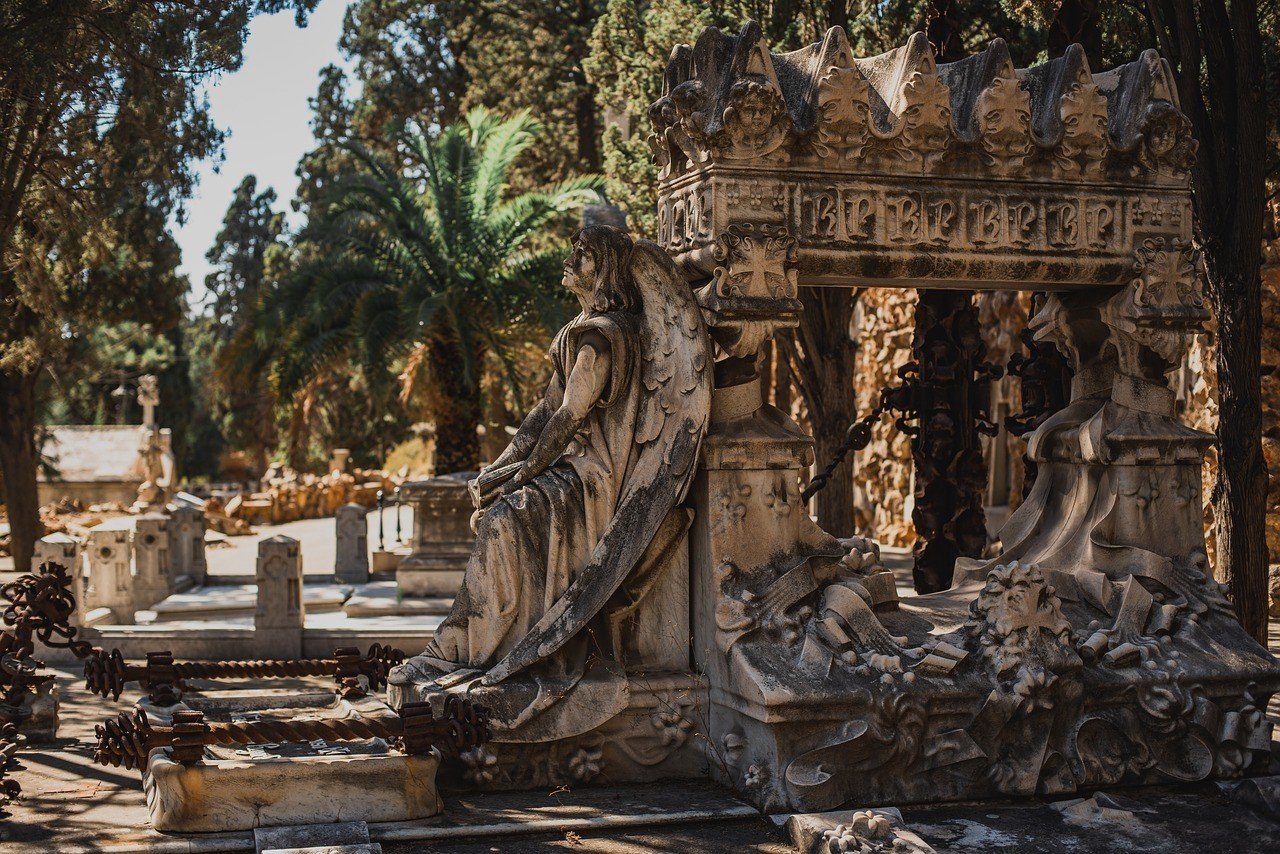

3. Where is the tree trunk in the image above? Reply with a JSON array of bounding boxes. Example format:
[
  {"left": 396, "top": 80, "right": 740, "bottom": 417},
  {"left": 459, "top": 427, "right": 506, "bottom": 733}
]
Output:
[
  {"left": 0, "top": 369, "right": 41, "bottom": 574},
  {"left": 791, "top": 287, "right": 858, "bottom": 538},
  {"left": 431, "top": 337, "right": 484, "bottom": 476},
  {"left": 1214, "top": 261, "right": 1269, "bottom": 642},
  {"left": 1048, "top": 0, "right": 1102, "bottom": 67},
  {"left": 1143, "top": 0, "right": 1269, "bottom": 640}
]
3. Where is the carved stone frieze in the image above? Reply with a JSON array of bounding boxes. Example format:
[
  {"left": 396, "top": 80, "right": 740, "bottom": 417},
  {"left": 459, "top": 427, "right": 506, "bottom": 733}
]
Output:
[{"left": 655, "top": 23, "right": 1196, "bottom": 291}]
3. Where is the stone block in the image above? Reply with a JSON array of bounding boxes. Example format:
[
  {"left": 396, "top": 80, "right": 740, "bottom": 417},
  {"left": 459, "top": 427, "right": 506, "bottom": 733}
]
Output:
[
  {"left": 168, "top": 504, "right": 207, "bottom": 587},
  {"left": 19, "top": 681, "right": 59, "bottom": 743},
  {"left": 395, "top": 476, "right": 475, "bottom": 599},
  {"left": 254, "top": 819, "right": 370, "bottom": 853},
  {"left": 334, "top": 503, "right": 369, "bottom": 584},
  {"left": 144, "top": 752, "right": 442, "bottom": 832}
]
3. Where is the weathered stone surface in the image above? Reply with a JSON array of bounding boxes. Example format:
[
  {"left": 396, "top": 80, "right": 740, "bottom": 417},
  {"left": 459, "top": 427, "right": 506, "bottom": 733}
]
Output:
[
  {"left": 34, "top": 532, "right": 84, "bottom": 618},
  {"left": 787, "top": 808, "right": 933, "bottom": 853},
  {"left": 335, "top": 503, "right": 370, "bottom": 584},
  {"left": 253, "top": 819, "right": 371, "bottom": 853},
  {"left": 84, "top": 525, "right": 133, "bottom": 622},
  {"left": 376, "top": 26, "right": 1280, "bottom": 821},
  {"left": 391, "top": 228, "right": 713, "bottom": 759},
  {"left": 144, "top": 751, "right": 442, "bottom": 832}
]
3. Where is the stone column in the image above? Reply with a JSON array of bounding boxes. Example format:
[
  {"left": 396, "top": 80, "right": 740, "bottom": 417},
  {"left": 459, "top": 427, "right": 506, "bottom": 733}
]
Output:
[
  {"left": 85, "top": 526, "right": 134, "bottom": 622},
  {"left": 255, "top": 535, "right": 304, "bottom": 658},
  {"left": 689, "top": 382, "right": 836, "bottom": 677},
  {"left": 397, "top": 477, "right": 475, "bottom": 597},
  {"left": 167, "top": 505, "right": 206, "bottom": 587},
  {"left": 132, "top": 513, "right": 171, "bottom": 609},
  {"left": 334, "top": 503, "right": 369, "bottom": 584},
  {"left": 957, "top": 240, "right": 1226, "bottom": 658},
  {"left": 34, "top": 533, "right": 84, "bottom": 620}
]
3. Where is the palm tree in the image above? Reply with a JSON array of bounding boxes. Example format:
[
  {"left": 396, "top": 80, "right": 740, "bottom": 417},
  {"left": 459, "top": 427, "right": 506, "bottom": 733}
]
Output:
[{"left": 258, "top": 108, "right": 602, "bottom": 473}]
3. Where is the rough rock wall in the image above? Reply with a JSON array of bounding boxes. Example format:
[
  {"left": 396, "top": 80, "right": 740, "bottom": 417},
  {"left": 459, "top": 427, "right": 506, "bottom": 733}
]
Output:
[{"left": 852, "top": 288, "right": 915, "bottom": 547}]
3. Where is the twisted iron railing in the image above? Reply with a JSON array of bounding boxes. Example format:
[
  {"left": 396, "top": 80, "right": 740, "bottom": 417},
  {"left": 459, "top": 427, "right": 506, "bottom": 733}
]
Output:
[{"left": 94, "top": 696, "right": 489, "bottom": 772}]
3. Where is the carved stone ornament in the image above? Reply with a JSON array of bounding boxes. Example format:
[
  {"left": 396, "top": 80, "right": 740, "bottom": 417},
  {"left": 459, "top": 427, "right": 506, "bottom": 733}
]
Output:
[
  {"left": 718, "top": 76, "right": 791, "bottom": 161},
  {"left": 974, "top": 65, "right": 1032, "bottom": 174},
  {"left": 814, "top": 63, "right": 872, "bottom": 161}
]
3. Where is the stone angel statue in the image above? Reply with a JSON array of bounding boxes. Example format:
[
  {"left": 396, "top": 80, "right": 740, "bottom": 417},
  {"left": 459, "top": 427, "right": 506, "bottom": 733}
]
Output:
[{"left": 390, "top": 225, "right": 712, "bottom": 739}]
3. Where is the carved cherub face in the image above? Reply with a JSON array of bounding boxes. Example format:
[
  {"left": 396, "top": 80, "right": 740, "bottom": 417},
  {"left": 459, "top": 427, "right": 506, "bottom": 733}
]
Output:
[{"left": 726, "top": 80, "right": 780, "bottom": 142}]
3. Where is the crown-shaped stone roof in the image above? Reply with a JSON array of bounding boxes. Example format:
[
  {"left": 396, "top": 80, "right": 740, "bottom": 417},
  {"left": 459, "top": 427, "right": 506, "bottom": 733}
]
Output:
[{"left": 650, "top": 23, "right": 1195, "bottom": 186}]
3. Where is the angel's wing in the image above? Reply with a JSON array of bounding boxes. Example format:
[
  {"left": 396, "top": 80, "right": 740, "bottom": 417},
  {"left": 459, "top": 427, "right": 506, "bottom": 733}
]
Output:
[{"left": 482, "top": 240, "right": 712, "bottom": 685}]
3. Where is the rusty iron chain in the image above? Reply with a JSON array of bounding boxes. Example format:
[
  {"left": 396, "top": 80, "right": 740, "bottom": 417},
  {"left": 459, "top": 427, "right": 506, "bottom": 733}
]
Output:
[
  {"left": 94, "top": 696, "right": 490, "bottom": 772},
  {"left": 82, "top": 643, "right": 406, "bottom": 703}
]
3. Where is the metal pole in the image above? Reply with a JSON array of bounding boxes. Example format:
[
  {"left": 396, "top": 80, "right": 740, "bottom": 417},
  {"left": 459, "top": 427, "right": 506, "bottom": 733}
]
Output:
[{"left": 376, "top": 490, "right": 386, "bottom": 551}]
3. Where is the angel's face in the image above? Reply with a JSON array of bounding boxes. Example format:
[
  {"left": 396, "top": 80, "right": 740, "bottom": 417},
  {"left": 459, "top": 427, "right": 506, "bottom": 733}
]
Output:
[{"left": 562, "top": 240, "right": 596, "bottom": 299}]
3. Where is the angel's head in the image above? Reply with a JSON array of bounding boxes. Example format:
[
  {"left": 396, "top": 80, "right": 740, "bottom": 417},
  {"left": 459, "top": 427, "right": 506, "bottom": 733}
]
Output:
[{"left": 563, "top": 225, "right": 640, "bottom": 314}]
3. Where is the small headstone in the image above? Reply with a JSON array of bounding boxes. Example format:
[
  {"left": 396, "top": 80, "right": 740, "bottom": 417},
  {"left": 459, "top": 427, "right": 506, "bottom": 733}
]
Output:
[
  {"left": 84, "top": 527, "right": 133, "bottom": 622},
  {"left": 334, "top": 503, "right": 369, "bottom": 584},
  {"left": 132, "top": 513, "right": 171, "bottom": 609},
  {"left": 168, "top": 504, "right": 207, "bottom": 586},
  {"left": 255, "top": 535, "right": 304, "bottom": 658}
]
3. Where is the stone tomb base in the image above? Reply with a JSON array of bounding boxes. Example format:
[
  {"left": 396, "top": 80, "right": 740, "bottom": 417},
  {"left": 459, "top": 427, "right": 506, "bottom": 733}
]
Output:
[
  {"left": 707, "top": 582, "right": 1279, "bottom": 814},
  {"left": 398, "top": 671, "right": 710, "bottom": 794},
  {"left": 142, "top": 693, "right": 442, "bottom": 832}
]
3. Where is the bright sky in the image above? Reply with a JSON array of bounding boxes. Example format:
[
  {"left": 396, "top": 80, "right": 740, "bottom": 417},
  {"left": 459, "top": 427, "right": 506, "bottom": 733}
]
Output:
[{"left": 173, "top": 0, "right": 355, "bottom": 301}]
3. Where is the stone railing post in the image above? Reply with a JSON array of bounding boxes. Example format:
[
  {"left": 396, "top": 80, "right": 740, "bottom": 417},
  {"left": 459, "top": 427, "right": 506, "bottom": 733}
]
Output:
[
  {"left": 255, "top": 535, "right": 304, "bottom": 657},
  {"left": 132, "top": 513, "right": 171, "bottom": 609},
  {"left": 85, "top": 526, "right": 134, "bottom": 623},
  {"left": 167, "top": 505, "right": 206, "bottom": 587},
  {"left": 335, "top": 503, "right": 370, "bottom": 584}
]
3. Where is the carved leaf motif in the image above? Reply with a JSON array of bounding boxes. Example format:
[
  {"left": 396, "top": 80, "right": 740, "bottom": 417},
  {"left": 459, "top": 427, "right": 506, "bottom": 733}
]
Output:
[
  {"left": 814, "top": 65, "right": 871, "bottom": 160},
  {"left": 874, "top": 70, "right": 952, "bottom": 165},
  {"left": 1058, "top": 81, "right": 1109, "bottom": 176},
  {"left": 976, "top": 76, "right": 1032, "bottom": 174}
]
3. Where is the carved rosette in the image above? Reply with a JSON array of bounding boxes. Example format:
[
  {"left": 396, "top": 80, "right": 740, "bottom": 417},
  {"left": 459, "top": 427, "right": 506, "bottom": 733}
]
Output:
[{"left": 697, "top": 223, "right": 801, "bottom": 359}]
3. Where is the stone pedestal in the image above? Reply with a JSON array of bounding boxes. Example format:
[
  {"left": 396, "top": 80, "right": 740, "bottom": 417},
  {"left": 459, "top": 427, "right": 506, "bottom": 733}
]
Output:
[
  {"left": 396, "top": 476, "right": 475, "bottom": 597},
  {"left": 167, "top": 505, "right": 206, "bottom": 587},
  {"left": 85, "top": 526, "right": 134, "bottom": 622},
  {"left": 255, "top": 535, "right": 304, "bottom": 658},
  {"left": 132, "top": 513, "right": 171, "bottom": 609},
  {"left": 335, "top": 503, "right": 370, "bottom": 584}
]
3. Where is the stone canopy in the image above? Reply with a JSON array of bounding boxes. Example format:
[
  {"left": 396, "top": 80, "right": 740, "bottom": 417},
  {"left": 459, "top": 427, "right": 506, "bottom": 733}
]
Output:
[{"left": 651, "top": 23, "right": 1195, "bottom": 298}]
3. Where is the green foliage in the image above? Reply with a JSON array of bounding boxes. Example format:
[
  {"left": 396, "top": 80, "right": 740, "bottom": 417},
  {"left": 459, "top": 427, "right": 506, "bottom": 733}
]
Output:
[{"left": 256, "top": 109, "right": 602, "bottom": 470}]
